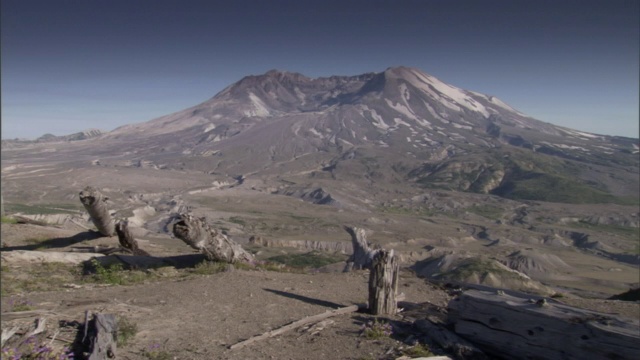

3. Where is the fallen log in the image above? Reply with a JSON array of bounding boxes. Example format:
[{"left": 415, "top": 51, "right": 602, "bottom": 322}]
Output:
[
  {"left": 343, "top": 226, "right": 379, "bottom": 271},
  {"left": 115, "top": 220, "right": 150, "bottom": 256},
  {"left": 414, "top": 316, "right": 487, "bottom": 360},
  {"left": 79, "top": 186, "right": 115, "bottom": 237},
  {"left": 368, "top": 249, "right": 399, "bottom": 315},
  {"left": 1, "top": 250, "right": 104, "bottom": 265},
  {"left": 229, "top": 293, "right": 406, "bottom": 350},
  {"left": 448, "top": 289, "right": 640, "bottom": 360},
  {"left": 172, "top": 213, "right": 253, "bottom": 263}
]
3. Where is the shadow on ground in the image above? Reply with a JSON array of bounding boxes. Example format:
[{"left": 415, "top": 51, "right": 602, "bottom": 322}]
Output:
[{"left": 0, "top": 231, "right": 104, "bottom": 251}]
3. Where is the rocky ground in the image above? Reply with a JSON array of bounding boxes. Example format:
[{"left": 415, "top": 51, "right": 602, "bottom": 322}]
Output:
[{"left": 1, "top": 222, "right": 638, "bottom": 360}]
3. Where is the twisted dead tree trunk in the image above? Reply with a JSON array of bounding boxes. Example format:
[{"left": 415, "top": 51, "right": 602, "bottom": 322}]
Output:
[
  {"left": 368, "top": 249, "right": 399, "bottom": 315},
  {"left": 343, "top": 226, "right": 380, "bottom": 271},
  {"left": 172, "top": 214, "right": 254, "bottom": 263},
  {"left": 79, "top": 186, "right": 115, "bottom": 236},
  {"left": 115, "top": 220, "right": 150, "bottom": 256}
]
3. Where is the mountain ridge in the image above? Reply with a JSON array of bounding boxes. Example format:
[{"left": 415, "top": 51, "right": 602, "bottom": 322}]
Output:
[{"left": 4, "top": 66, "right": 638, "bottom": 204}]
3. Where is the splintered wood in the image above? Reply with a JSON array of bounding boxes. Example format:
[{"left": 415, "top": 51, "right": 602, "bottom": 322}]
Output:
[
  {"left": 115, "top": 220, "right": 150, "bottom": 256},
  {"left": 343, "top": 226, "right": 379, "bottom": 271},
  {"left": 172, "top": 213, "right": 254, "bottom": 263}
]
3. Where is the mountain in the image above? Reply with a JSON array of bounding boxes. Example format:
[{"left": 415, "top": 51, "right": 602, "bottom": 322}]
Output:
[
  {"left": 94, "top": 66, "right": 638, "bottom": 204},
  {"left": 3, "top": 66, "right": 638, "bottom": 206},
  {"left": 2, "top": 66, "right": 638, "bottom": 297}
]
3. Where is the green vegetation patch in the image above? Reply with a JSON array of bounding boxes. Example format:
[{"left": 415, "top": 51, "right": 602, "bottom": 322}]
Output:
[
  {"left": 4, "top": 203, "right": 82, "bottom": 215},
  {"left": 466, "top": 205, "right": 504, "bottom": 220},
  {"left": 492, "top": 172, "right": 626, "bottom": 204},
  {"left": 267, "top": 251, "right": 347, "bottom": 269},
  {"left": 436, "top": 258, "right": 520, "bottom": 282},
  {"left": 1, "top": 216, "right": 18, "bottom": 224},
  {"left": 569, "top": 221, "right": 640, "bottom": 240}
]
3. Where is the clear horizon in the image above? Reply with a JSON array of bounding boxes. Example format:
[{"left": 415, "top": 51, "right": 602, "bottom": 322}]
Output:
[{"left": 1, "top": 0, "right": 638, "bottom": 140}]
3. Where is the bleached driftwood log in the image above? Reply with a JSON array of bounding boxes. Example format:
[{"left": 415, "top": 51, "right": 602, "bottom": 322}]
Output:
[
  {"left": 414, "top": 316, "right": 487, "bottom": 360},
  {"left": 115, "top": 220, "right": 150, "bottom": 256},
  {"left": 79, "top": 186, "right": 115, "bottom": 236},
  {"left": 448, "top": 289, "right": 640, "bottom": 360},
  {"left": 368, "top": 249, "right": 399, "bottom": 315},
  {"left": 172, "top": 214, "right": 254, "bottom": 263},
  {"left": 343, "top": 226, "right": 379, "bottom": 271}
]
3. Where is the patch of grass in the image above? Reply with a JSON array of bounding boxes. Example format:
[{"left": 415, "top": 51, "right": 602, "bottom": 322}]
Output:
[
  {"left": 267, "top": 251, "right": 347, "bottom": 269},
  {"left": 189, "top": 261, "right": 228, "bottom": 275},
  {"left": 361, "top": 318, "right": 393, "bottom": 340},
  {"left": 84, "top": 259, "right": 155, "bottom": 286},
  {"left": 1, "top": 262, "right": 80, "bottom": 295},
  {"left": 142, "top": 343, "right": 172, "bottom": 360},
  {"left": 437, "top": 258, "right": 521, "bottom": 282},
  {"left": 402, "top": 343, "right": 434, "bottom": 357},
  {"left": 227, "top": 216, "right": 246, "bottom": 226},
  {"left": 379, "top": 205, "right": 437, "bottom": 217},
  {"left": 492, "top": 169, "right": 634, "bottom": 205},
  {"left": 117, "top": 316, "right": 138, "bottom": 346},
  {"left": 8, "top": 298, "right": 34, "bottom": 312},
  {"left": 1, "top": 216, "right": 17, "bottom": 224},
  {"left": 4, "top": 203, "right": 81, "bottom": 215},
  {"left": 570, "top": 221, "right": 640, "bottom": 239},
  {"left": 466, "top": 205, "right": 504, "bottom": 220}
]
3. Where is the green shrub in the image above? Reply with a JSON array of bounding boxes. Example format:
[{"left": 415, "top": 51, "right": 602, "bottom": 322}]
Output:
[
  {"left": 402, "top": 343, "right": 434, "bottom": 357},
  {"left": 189, "top": 261, "right": 228, "bottom": 275},
  {"left": 117, "top": 316, "right": 138, "bottom": 346}
]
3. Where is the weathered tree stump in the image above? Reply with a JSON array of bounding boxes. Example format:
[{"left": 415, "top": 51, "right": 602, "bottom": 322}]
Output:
[
  {"left": 368, "top": 249, "right": 399, "bottom": 315},
  {"left": 343, "top": 226, "right": 380, "bottom": 271},
  {"left": 448, "top": 289, "right": 640, "bottom": 360},
  {"left": 115, "top": 220, "right": 150, "bottom": 256},
  {"left": 172, "top": 213, "right": 254, "bottom": 263},
  {"left": 84, "top": 312, "right": 117, "bottom": 360},
  {"left": 79, "top": 186, "right": 115, "bottom": 237}
]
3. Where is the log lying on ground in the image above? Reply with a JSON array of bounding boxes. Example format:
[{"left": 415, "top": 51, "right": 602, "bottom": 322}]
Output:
[
  {"left": 229, "top": 293, "right": 406, "bottom": 350},
  {"left": 79, "top": 186, "right": 115, "bottom": 237},
  {"left": 115, "top": 220, "right": 150, "bottom": 256},
  {"left": 368, "top": 249, "right": 399, "bottom": 315},
  {"left": 448, "top": 289, "right": 640, "bottom": 360},
  {"left": 343, "top": 226, "right": 379, "bottom": 271},
  {"left": 172, "top": 213, "right": 254, "bottom": 263},
  {"left": 414, "top": 316, "right": 487, "bottom": 360},
  {"left": 1, "top": 250, "right": 104, "bottom": 265}
]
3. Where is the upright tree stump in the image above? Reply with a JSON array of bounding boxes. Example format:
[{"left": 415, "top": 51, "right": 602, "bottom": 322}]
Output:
[
  {"left": 84, "top": 313, "right": 118, "bottom": 360},
  {"left": 172, "top": 213, "right": 254, "bottom": 263},
  {"left": 344, "top": 226, "right": 380, "bottom": 271},
  {"left": 79, "top": 186, "right": 115, "bottom": 236},
  {"left": 368, "top": 249, "right": 399, "bottom": 315}
]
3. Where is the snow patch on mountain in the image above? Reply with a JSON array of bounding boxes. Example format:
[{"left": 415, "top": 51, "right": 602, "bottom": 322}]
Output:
[
  {"left": 393, "top": 67, "right": 490, "bottom": 118},
  {"left": 247, "top": 92, "right": 271, "bottom": 117}
]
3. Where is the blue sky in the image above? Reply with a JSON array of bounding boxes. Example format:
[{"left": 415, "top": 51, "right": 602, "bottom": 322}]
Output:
[{"left": 2, "top": 0, "right": 638, "bottom": 139}]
